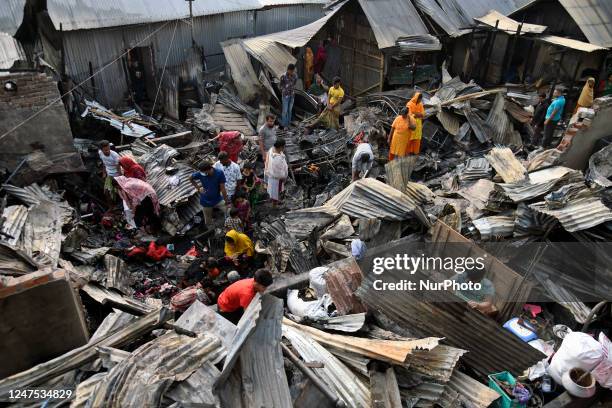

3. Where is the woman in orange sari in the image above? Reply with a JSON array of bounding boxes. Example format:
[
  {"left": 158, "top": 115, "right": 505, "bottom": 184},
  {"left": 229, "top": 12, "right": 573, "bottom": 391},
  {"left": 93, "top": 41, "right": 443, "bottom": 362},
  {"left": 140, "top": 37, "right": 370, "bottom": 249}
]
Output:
[
  {"left": 406, "top": 92, "right": 424, "bottom": 155},
  {"left": 388, "top": 107, "right": 416, "bottom": 161}
]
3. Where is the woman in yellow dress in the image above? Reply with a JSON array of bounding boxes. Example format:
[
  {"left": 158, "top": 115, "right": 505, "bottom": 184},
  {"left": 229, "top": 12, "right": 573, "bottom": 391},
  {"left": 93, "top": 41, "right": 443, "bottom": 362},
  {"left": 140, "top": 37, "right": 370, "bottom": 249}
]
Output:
[
  {"left": 388, "top": 107, "right": 416, "bottom": 160},
  {"left": 406, "top": 92, "right": 424, "bottom": 155}
]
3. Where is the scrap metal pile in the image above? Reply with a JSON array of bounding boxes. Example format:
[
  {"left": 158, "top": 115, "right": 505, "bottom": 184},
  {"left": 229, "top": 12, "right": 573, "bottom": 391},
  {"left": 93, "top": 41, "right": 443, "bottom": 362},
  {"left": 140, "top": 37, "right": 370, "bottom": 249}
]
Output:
[{"left": 1, "top": 71, "right": 612, "bottom": 408}]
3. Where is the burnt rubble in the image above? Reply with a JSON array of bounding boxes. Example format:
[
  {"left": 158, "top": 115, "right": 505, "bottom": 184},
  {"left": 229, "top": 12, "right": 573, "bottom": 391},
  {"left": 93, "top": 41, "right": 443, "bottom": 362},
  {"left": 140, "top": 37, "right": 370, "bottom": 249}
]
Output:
[{"left": 1, "top": 67, "right": 612, "bottom": 408}]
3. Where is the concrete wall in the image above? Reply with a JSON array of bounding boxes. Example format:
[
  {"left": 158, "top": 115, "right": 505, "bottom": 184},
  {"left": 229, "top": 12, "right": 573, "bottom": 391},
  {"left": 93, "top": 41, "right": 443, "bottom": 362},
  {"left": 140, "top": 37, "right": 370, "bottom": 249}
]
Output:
[
  {"left": 0, "top": 270, "right": 89, "bottom": 378},
  {"left": 0, "top": 72, "right": 80, "bottom": 173}
]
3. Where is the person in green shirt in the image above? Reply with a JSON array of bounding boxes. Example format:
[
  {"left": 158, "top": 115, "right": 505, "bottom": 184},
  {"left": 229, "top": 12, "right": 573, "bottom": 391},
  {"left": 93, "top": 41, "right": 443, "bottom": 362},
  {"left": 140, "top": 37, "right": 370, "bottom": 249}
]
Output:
[{"left": 307, "top": 74, "right": 329, "bottom": 105}]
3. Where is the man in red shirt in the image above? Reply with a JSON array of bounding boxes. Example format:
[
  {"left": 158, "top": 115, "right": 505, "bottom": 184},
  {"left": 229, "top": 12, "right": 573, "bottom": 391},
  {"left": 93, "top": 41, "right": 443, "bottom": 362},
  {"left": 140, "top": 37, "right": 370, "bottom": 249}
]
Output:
[{"left": 217, "top": 269, "right": 273, "bottom": 323}]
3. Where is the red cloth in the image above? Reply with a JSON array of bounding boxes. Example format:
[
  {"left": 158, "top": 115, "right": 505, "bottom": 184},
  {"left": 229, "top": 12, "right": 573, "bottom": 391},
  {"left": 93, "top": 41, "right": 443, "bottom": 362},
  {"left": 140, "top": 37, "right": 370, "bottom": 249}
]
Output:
[
  {"left": 146, "top": 241, "right": 173, "bottom": 261},
  {"left": 217, "top": 278, "right": 255, "bottom": 312},
  {"left": 127, "top": 246, "right": 147, "bottom": 258},
  {"left": 114, "top": 176, "right": 160, "bottom": 214},
  {"left": 119, "top": 157, "right": 147, "bottom": 180},
  {"left": 185, "top": 246, "right": 199, "bottom": 257},
  {"left": 217, "top": 131, "right": 242, "bottom": 162},
  {"left": 314, "top": 46, "right": 327, "bottom": 74}
]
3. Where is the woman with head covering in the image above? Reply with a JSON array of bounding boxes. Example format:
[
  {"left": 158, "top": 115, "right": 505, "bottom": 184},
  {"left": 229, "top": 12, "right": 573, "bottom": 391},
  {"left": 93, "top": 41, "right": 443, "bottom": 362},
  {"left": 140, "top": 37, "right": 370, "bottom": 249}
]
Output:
[
  {"left": 119, "top": 156, "right": 147, "bottom": 180},
  {"left": 224, "top": 229, "right": 255, "bottom": 268},
  {"left": 575, "top": 77, "right": 595, "bottom": 113},
  {"left": 387, "top": 107, "right": 416, "bottom": 161},
  {"left": 406, "top": 92, "right": 425, "bottom": 154},
  {"left": 114, "top": 176, "right": 160, "bottom": 231}
]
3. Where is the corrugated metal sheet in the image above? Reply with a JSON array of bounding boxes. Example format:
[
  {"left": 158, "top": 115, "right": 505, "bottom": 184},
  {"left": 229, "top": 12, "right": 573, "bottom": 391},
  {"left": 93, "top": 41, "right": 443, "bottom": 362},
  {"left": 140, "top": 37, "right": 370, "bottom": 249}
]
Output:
[
  {"left": 20, "top": 201, "right": 62, "bottom": 267},
  {"left": 459, "top": 157, "right": 491, "bottom": 181},
  {"left": 283, "top": 205, "right": 340, "bottom": 240},
  {"left": 82, "top": 282, "right": 155, "bottom": 314},
  {"left": 0, "top": 205, "right": 28, "bottom": 247},
  {"left": 323, "top": 257, "right": 367, "bottom": 315},
  {"left": 485, "top": 146, "right": 527, "bottom": 183},
  {"left": 442, "top": 370, "right": 500, "bottom": 408},
  {"left": 558, "top": 0, "right": 612, "bottom": 48},
  {"left": 285, "top": 318, "right": 440, "bottom": 365},
  {"left": 283, "top": 324, "right": 371, "bottom": 407},
  {"left": 86, "top": 331, "right": 224, "bottom": 407},
  {"left": 103, "top": 254, "right": 132, "bottom": 295},
  {"left": 88, "top": 310, "right": 138, "bottom": 344},
  {"left": 239, "top": 295, "right": 292, "bottom": 408},
  {"left": 530, "top": 195, "right": 612, "bottom": 232},
  {"left": 497, "top": 166, "right": 583, "bottom": 202},
  {"left": 242, "top": 37, "right": 297, "bottom": 79},
  {"left": 260, "top": 219, "right": 317, "bottom": 273},
  {"left": 221, "top": 39, "right": 260, "bottom": 103},
  {"left": 0, "top": 242, "right": 38, "bottom": 275},
  {"left": 472, "top": 215, "right": 515, "bottom": 239},
  {"left": 0, "top": 0, "right": 25, "bottom": 36},
  {"left": 357, "top": 236, "right": 545, "bottom": 377},
  {"left": 62, "top": 5, "right": 324, "bottom": 106},
  {"left": 414, "top": 0, "right": 470, "bottom": 37},
  {"left": 254, "top": 4, "right": 325, "bottom": 35},
  {"left": 245, "top": 2, "right": 345, "bottom": 49},
  {"left": 174, "top": 300, "right": 236, "bottom": 351},
  {"left": 166, "top": 363, "right": 221, "bottom": 407},
  {"left": 475, "top": 10, "right": 546, "bottom": 34},
  {"left": 430, "top": 220, "right": 533, "bottom": 320},
  {"left": 0, "top": 308, "right": 172, "bottom": 396},
  {"left": 385, "top": 155, "right": 418, "bottom": 192},
  {"left": 407, "top": 345, "right": 466, "bottom": 382},
  {"left": 0, "top": 32, "right": 25, "bottom": 70},
  {"left": 326, "top": 178, "right": 429, "bottom": 224},
  {"left": 357, "top": 0, "right": 429, "bottom": 49},
  {"left": 217, "top": 293, "right": 262, "bottom": 385},
  {"left": 48, "top": 0, "right": 325, "bottom": 31},
  {"left": 486, "top": 93, "right": 522, "bottom": 146},
  {"left": 539, "top": 34, "right": 608, "bottom": 52}
]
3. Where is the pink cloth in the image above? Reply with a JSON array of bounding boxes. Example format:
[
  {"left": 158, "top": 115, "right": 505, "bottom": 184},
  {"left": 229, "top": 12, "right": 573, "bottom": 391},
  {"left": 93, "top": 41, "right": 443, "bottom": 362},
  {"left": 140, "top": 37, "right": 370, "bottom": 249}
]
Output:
[
  {"left": 217, "top": 131, "right": 242, "bottom": 162},
  {"left": 114, "top": 176, "right": 160, "bottom": 214}
]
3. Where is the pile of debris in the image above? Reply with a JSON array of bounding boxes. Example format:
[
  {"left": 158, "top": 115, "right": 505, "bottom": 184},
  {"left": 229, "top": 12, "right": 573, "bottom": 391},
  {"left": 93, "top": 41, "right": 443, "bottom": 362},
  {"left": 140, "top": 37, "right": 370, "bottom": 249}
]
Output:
[{"left": 1, "top": 60, "right": 612, "bottom": 408}]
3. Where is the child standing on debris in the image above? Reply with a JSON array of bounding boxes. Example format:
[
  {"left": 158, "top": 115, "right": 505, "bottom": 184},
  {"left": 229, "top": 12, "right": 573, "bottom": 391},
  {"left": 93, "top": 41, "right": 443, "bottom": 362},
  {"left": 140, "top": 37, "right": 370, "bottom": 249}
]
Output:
[
  {"left": 98, "top": 140, "right": 121, "bottom": 202},
  {"left": 190, "top": 161, "right": 229, "bottom": 227},
  {"left": 407, "top": 92, "right": 424, "bottom": 154},
  {"left": 232, "top": 192, "right": 251, "bottom": 231},
  {"left": 388, "top": 107, "right": 416, "bottom": 160},
  {"left": 280, "top": 64, "right": 297, "bottom": 128},
  {"left": 264, "top": 138, "right": 288, "bottom": 205},
  {"left": 239, "top": 163, "right": 263, "bottom": 206},
  {"left": 225, "top": 208, "right": 244, "bottom": 233}
]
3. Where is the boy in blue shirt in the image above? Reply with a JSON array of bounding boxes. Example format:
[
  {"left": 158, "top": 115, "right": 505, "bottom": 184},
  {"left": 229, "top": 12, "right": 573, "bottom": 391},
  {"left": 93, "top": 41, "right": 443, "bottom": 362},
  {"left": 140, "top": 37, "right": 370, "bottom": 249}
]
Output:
[
  {"left": 543, "top": 89, "right": 565, "bottom": 148},
  {"left": 190, "top": 161, "right": 229, "bottom": 226}
]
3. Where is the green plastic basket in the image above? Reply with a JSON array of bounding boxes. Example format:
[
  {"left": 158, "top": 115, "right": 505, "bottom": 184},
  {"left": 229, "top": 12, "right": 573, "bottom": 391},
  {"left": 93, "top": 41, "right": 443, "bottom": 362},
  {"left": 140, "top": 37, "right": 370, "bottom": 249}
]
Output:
[{"left": 488, "top": 371, "right": 525, "bottom": 408}]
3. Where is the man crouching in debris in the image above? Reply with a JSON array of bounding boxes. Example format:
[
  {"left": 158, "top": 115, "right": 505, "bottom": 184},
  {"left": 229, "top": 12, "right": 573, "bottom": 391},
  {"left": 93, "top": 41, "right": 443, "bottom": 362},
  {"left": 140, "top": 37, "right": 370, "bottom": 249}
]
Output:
[
  {"left": 98, "top": 140, "right": 121, "bottom": 205},
  {"left": 453, "top": 268, "right": 497, "bottom": 317},
  {"left": 352, "top": 141, "right": 374, "bottom": 181},
  {"left": 217, "top": 268, "right": 273, "bottom": 323},
  {"left": 190, "top": 161, "right": 229, "bottom": 227}
]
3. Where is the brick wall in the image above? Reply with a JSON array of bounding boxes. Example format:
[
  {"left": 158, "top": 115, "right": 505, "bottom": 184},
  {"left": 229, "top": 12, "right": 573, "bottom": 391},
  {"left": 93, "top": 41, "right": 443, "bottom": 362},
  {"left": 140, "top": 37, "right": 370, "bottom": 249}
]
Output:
[
  {"left": 0, "top": 72, "right": 61, "bottom": 110},
  {"left": 0, "top": 72, "right": 82, "bottom": 173}
]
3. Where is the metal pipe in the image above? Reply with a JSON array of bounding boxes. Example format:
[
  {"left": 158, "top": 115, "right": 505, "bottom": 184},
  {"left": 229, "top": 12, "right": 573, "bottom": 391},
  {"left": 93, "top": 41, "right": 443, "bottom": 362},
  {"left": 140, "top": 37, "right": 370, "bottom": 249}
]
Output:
[
  {"left": 582, "top": 301, "right": 608, "bottom": 332},
  {"left": 281, "top": 343, "right": 347, "bottom": 408}
]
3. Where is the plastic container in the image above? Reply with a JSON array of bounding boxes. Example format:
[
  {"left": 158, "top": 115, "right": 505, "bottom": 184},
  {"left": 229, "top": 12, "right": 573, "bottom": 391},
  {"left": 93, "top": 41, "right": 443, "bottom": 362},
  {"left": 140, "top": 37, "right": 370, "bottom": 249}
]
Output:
[
  {"left": 488, "top": 371, "right": 525, "bottom": 408},
  {"left": 503, "top": 317, "right": 538, "bottom": 342}
]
